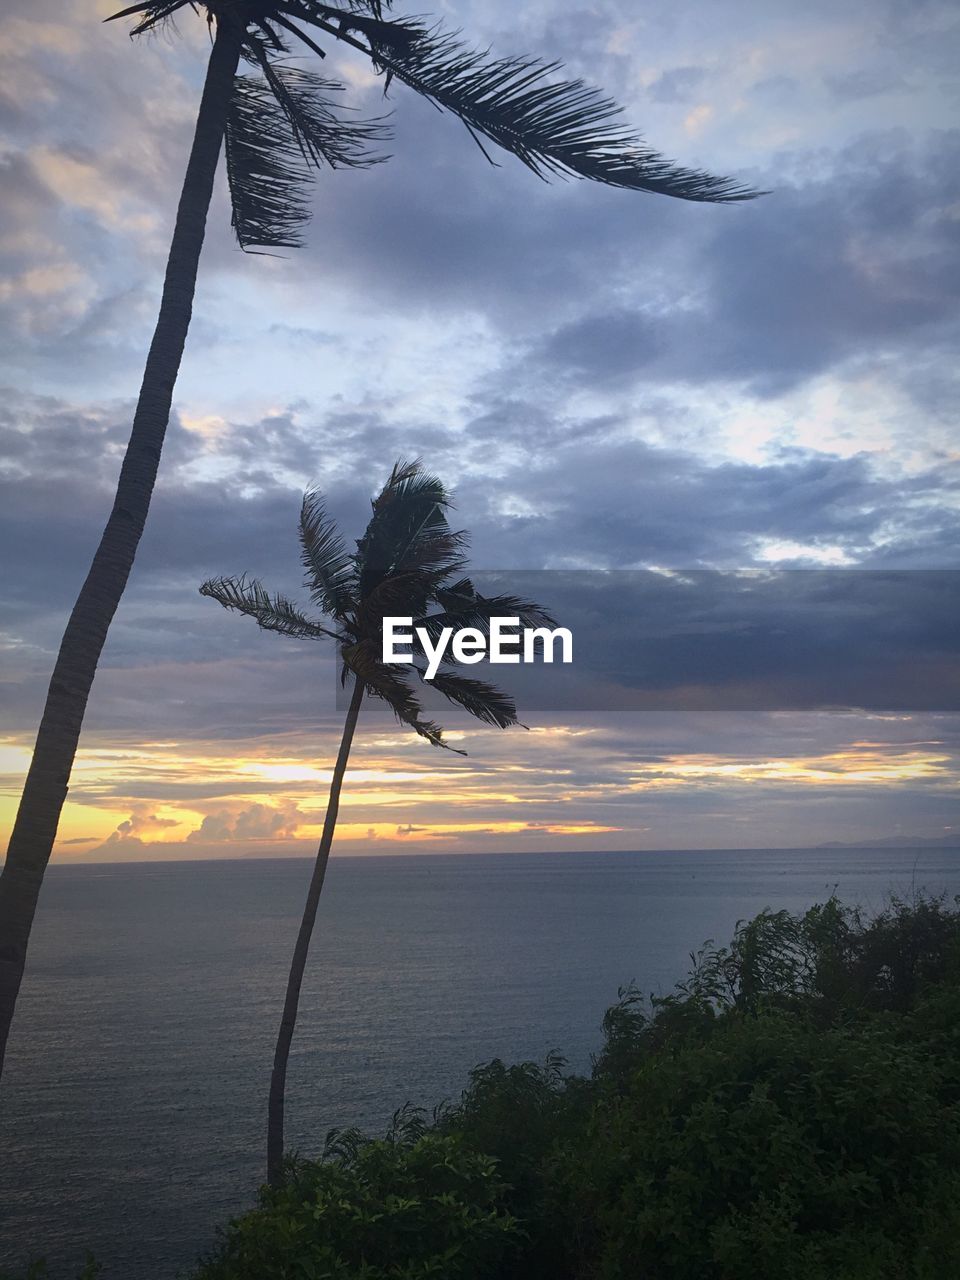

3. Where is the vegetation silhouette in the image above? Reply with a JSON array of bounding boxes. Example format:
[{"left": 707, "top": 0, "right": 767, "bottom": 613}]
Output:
[
  {"left": 187, "top": 891, "right": 960, "bottom": 1279},
  {"left": 200, "top": 458, "right": 555, "bottom": 1183},
  {"left": 0, "top": 0, "right": 762, "bottom": 1080}
]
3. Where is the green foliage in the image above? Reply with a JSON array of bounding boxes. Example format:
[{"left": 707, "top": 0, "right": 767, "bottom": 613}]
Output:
[
  {"left": 594, "top": 891, "right": 960, "bottom": 1084},
  {"left": 561, "top": 1003, "right": 960, "bottom": 1279},
  {"left": 193, "top": 1115, "right": 518, "bottom": 1280},
  {"left": 435, "top": 1053, "right": 592, "bottom": 1279},
  {"left": 454, "top": 893, "right": 960, "bottom": 1279},
  {"left": 19, "top": 895, "right": 960, "bottom": 1280},
  {"left": 563, "top": 893, "right": 960, "bottom": 1278}
]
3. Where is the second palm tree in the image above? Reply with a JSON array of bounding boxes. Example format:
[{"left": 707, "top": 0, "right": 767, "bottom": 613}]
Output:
[{"left": 201, "top": 459, "right": 556, "bottom": 1185}]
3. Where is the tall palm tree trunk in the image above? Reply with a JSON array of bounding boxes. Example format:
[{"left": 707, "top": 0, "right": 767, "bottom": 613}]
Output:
[
  {"left": 0, "top": 16, "right": 243, "bottom": 1080},
  {"left": 267, "top": 675, "right": 366, "bottom": 1186}
]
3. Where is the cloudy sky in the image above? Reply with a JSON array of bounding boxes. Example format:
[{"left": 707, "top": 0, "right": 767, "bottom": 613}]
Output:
[{"left": 1, "top": 0, "right": 958, "bottom": 860}]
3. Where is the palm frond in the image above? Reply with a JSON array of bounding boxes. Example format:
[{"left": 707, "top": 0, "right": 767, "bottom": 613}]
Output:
[
  {"left": 299, "top": 490, "right": 357, "bottom": 618},
  {"left": 106, "top": 1, "right": 398, "bottom": 37},
  {"left": 365, "top": 27, "right": 760, "bottom": 202},
  {"left": 266, "top": 14, "right": 329, "bottom": 62},
  {"left": 354, "top": 568, "right": 442, "bottom": 632},
  {"left": 109, "top": 3, "right": 760, "bottom": 203},
  {"left": 226, "top": 61, "right": 387, "bottom": 250},
  {"left": 342, "top": 639, "right": 466, "bottom": 752},
  {"left": 225, "top": 73, "right": 313, "bottom": 250},
  {"left": 105, "top": 0, "right": 192, "bottom": 35},
  {"left": 372, "top": 457, "right": 452, "bottom": 513},
  {"left": 284, "top": 3, "right": 415, "bottom": 47},
  {"left": 243, "top": 49, "right": 390, "bottom": 171},
  {"left": 427, "top": 670, "right": 519, "bottom": 729},
  {"left": 199, "top": 575, "right": 341, "bottom": 642}
]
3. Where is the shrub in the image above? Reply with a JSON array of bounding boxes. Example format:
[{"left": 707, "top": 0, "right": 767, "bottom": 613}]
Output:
[
  {"left": 193, "top": 1108, "right": 519, "bottom": 1280},
  {"left": 435, "top": 1053, "right": 590, "bottom": 1279},
  {"left": 560, "top": 999, "right": 960, "bottom": 1279}
]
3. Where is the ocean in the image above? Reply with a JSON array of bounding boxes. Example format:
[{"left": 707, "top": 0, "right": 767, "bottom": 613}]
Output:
[{"left": 1, "top": 848, "right": 957, "bottom": 1279}]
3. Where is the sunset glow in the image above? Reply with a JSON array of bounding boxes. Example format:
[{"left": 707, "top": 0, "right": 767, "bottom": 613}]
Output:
[{"left": 3, "top": 718, "right": 955, "bottom": 860}]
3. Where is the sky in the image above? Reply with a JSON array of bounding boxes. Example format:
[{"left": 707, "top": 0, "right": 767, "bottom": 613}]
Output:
[{"left": 1, "top": 0, "right": 958, "bottom": 860}]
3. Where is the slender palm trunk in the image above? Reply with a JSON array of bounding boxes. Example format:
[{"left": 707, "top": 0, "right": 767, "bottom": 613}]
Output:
[
  {"left": 0, "top": 17, "right": 243, "bottom": 1080},
  {"left": 267, "top": 676, "right": 366, "bottom": 1186}
]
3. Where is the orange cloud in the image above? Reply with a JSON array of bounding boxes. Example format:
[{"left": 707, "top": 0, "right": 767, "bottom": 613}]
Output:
[{"left": 627, "top": 746, "right": 952, "bottom": 789}]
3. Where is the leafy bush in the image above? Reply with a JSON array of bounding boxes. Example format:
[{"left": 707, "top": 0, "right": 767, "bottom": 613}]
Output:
[
  {"left": 559, "top": 999, "right": 960, "bottom": 1278},
  {"left": 193, "top": 894, "right": 960, "bottom": 1280},
  {"left": 594, "top": 892, "right": 960, "bottom": 1084},
  {"left": 437, "top": 894, "right": 960, "bottom": 1279},
  {"left": 193, "top": 1106, "right": 519, "bottom": 1280},
  {"left": 434, "top": 1053, "right": 591, "bottom": 1279}
]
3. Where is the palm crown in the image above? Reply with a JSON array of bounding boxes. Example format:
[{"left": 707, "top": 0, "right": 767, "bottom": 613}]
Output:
[
  {"left": 111, "top": 0, "right": 760, "bottom": 250},
  {"left": 200, "top": 460, "right": 556, "bottom": 751}
]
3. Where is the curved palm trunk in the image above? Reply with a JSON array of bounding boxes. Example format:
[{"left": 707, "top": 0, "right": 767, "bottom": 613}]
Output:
[
  {"left": 0, "top": 17, "right": 243, "bottom": 1080},
  {"left": 267, "top": 675, "right": 365, "bottom": 1186}
]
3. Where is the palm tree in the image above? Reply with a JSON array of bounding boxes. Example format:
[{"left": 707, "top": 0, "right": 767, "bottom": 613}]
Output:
[
  {"left": 0, "top": 1, "right": 760, "bottom": 1079},
  {"left": 200, "top": 459, "right": 556, "bottom": 1184}
]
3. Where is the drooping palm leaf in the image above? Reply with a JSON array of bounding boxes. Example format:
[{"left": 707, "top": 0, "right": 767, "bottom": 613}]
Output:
[
  {"left": 226, "top": 62, "right": 386, "bottom": 250},
  {"left": 360, "top": 27, "right": 761, "bottom": 202},
  {"left": 425, "top": 670, "right": 519, "bottom": 729},
  {"left": 225, "top": 74, "right": 313, "bottom": 249},
  {"left": 200, "top": 574, "right": 341, "bottom": 642},
  {"left": 244, "top": 53, "right": 389, "bottom": 171},
  {"left": 341, "top": 638, "right": 465, "bottom": 752},
  {"left": 110, "top": 0, "right": 761, "bottom": 261}
]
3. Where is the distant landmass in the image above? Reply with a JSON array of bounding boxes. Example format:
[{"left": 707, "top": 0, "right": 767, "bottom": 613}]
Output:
[{"left": 818, "top": 835, "right": 960, "bottom": 849}]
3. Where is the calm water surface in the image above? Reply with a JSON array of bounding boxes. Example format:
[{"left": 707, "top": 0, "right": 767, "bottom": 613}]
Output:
[{"left": 1, "top": 848, "right": 957, "bottom": 1278}]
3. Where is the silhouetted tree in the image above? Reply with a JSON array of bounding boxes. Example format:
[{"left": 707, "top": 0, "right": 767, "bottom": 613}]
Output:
[{"left": 202, "top": 459, "right": 557, "bottom": 1184}]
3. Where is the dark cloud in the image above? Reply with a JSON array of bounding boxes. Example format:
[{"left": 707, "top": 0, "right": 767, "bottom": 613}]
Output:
[
  {"left": 504, "top": 132, "right": 960, "bottom": 397},
  {"left": 448, "top": 569, "right": 960, "bottom": 712},
  {"left": 536, "top": 310, "right": 664, "bottom": 384}
]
